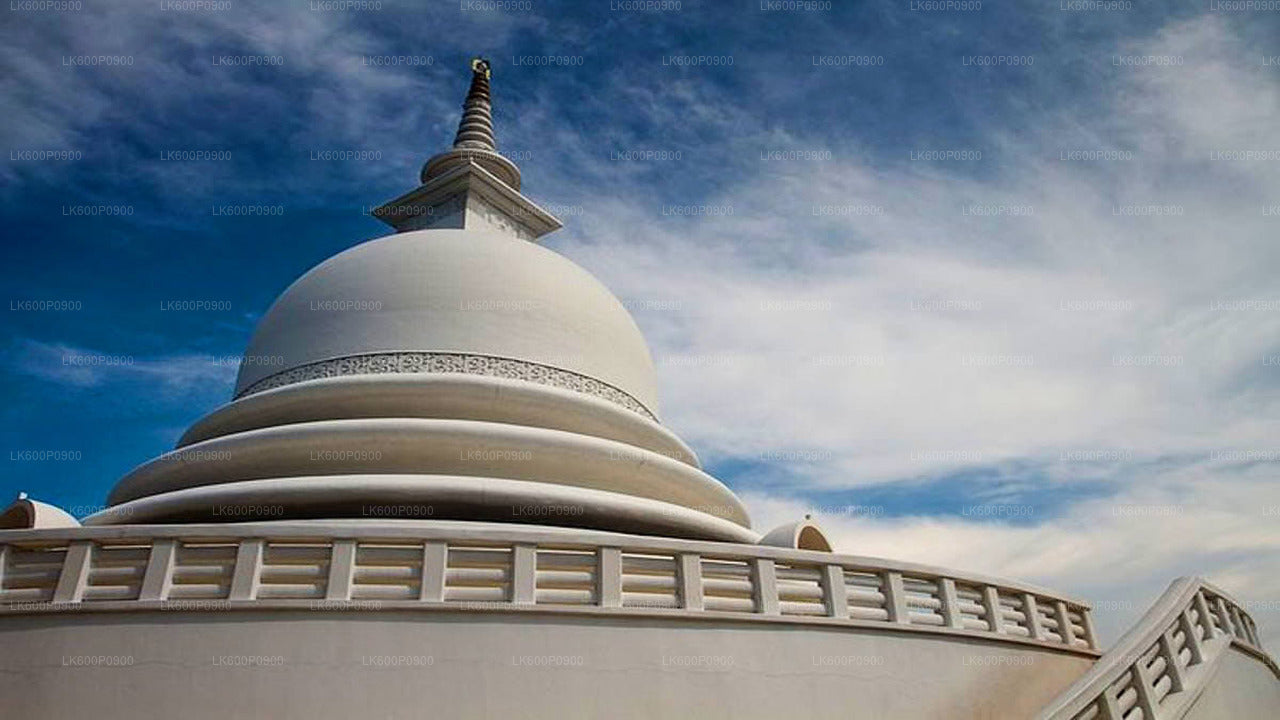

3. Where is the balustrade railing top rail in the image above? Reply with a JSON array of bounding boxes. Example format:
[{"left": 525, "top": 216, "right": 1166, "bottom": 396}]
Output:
[{"left": 0, "top": 521, "right": 1100, "bottom": 656}]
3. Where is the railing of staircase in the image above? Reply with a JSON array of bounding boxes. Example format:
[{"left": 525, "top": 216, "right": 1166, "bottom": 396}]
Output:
[{"left": 1036, "top": 577, "right": 1276, "bottom": 720}]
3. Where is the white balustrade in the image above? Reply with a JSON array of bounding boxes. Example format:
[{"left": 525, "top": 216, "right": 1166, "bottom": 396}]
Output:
[
  {"left": 1037, "top": 578, "right": 1274, "bottom": 720},
  {"left": 0, "top": 523, "right": 1102, "bottom": 655}
]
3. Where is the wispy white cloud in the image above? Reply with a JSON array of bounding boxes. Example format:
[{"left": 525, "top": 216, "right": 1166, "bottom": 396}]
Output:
[
  {"left": 0, "top": 1, "right": 544, "bottom": 193},
  {"left": 549, "top": 15, "right": 1280, "bottom": 481},
  {"left": 537, "top": 14, "right": 1280, "bottom": 645},
  {"left": 743, "top": 455, "right": 1280, "bottom": 649},
  {"left": 8, "top": 339, "right": 236, "bottom": 400}
]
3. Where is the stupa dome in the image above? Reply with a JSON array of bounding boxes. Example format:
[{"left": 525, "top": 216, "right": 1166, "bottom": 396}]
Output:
[
  {"left": 86, "top": 55, "right": 753, "bottom": 543},
  {"left": 93, "top": 225, "right": 752, "bottom": 537},
  {"left": 235, "top": 227, "right": 659, "bottom": 418}
]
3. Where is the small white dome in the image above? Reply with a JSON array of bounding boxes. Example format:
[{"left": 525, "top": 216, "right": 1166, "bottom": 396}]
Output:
[{"left": 236, "top": 228, "right": 659, "bottom": 416}]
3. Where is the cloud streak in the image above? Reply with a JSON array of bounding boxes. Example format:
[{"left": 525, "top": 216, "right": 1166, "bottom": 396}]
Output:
[
  {"left": 539, "top": 15, "right": 1280, "bottom": 646},
  {"left": 8, "top": 339, "right": 236, "bottom": 399}
]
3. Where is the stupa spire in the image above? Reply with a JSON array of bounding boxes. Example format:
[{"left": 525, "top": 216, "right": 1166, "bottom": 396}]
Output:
[
  {"left": 371, "top": 57, "right": 562, "bottom": 241},
  {"left": 452, "top": 58, "right": 497, "bottom": 151}
]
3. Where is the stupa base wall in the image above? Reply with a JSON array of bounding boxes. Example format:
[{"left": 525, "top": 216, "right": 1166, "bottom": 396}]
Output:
[{"left": 0, "top": 610, "right": 1094, "bottom": 719}]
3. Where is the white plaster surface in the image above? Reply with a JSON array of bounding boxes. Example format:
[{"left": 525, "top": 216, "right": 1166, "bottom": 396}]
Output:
[
  {"left": 235, "top": 228, "right": 658, "bottom": 414},
  {"left": 0, "top": 611, "right": 1096, "bottom": 719},
  {"left": 1183, "top": 646, "right": 1280, "bottom": 720}
]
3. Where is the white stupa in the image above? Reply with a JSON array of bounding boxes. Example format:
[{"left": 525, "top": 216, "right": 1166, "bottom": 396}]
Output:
[{"left": 0, "top": 59, "right": 1274, "bottom": 719}]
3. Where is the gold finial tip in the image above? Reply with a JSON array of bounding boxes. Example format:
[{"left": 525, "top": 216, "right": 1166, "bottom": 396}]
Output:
[{"left": 471, "top": 57, "right": 491, "bottom": 78}]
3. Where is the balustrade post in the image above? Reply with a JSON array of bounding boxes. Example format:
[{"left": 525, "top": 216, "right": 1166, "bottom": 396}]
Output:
[
  {"left": 512, "top": 544, "right": 536, "bottom": 604},
  {"left": 1228, "top": 605, "right": 1247, "bottom": 642},
  {"left": 1080, "top": 608, "right": 1100, "bottom": 650},
  {"left": 1179, "top": 608, "right": 1205, "bottom": 665},
  {"left": 1193, "top": 591, "right": 1217, "bottom": 640},
  {"left": 326, "top": 539, "right": 356, "bottom": 601},
  {"left": 139, "top": 539, "right": 177, "bottom": 602},
  {"left": 1131, "top": 659, "right": 1158, "bottom": 719},
  {"left": 420, "top": 541, "right": 446, "bottom": 602},
  {"left": 982, "top": 586, "right": 1004, "bottom": 634},
  {"left": 1214, "top": 596, "right": 1236, "bottom": 638},
  {"left": 228, "top": 539, "right": 264, "bottom": 601},
  {"left": 0, "top": 545, "right": 9, "bottom": 594},
  {"left": 1097, "top": 687, "right": 1123, "bottom": 720},
  {"left": 52, "top": 541, "right": 93, "bottom": 603},
  {"left": 597, "top": 547, "right": 621, "bottom": 608},
  {"left": 883, "top": 572, "right": 910, "bottom": 624},
  {"left": 752, "top": 558, "right": 779, "bottom": 615},
  {"left": 822, "top": 565, "right": 847, "bottom": 619},
  {"left": 1023, "top": 593, "right": 1043, "bottom": 641},
  {"left": 678, "top": 553, "right": 703, "bottom": 611},
  {"left": 1159, "top": 629, "right": 1186, "bottom": 692},
  {"left": 1055, "top": 601, "right": 1075, "bottom": 645},
  {"left": 939, "top": 578, "right": 962, "bottom": 629}
]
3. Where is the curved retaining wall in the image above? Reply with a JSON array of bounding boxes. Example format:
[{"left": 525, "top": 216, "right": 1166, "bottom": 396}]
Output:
[
  {"left": 3, "top": 523, "right": 1274, "bottom": 718},
  {"left": 0, "top": 520, "right": 1104, "bottom": 719},
  {"left": 0, "top": 610, "right": 1095, "bottom": 719}
]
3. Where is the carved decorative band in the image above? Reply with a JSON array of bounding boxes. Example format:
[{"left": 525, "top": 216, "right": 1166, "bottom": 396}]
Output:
[{"left": 236, "top": 352, "right": 657, "bottom": 420}]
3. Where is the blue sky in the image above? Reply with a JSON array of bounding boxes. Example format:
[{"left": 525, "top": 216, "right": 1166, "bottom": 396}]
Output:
[{"left": 3, "top": 1, "right": 1279, "bottom": 644}]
